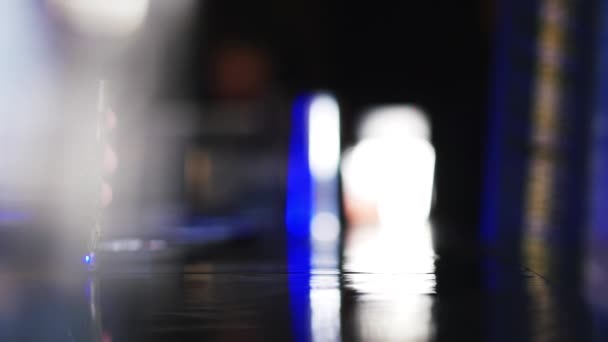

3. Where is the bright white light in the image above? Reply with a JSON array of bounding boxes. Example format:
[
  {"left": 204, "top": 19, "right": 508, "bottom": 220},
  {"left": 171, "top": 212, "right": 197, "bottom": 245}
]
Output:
[
  {"left": 376, "top": 138, "right": 435, "bottom": 226},
  {"left": 341, "top": 142, "right": 382, "bottom": 201},
  {"left": 311, "top": 212, "right": 341, "bottom": 243},
  {"left": 344, "top": 224, "right": 434, "bottom": 341},
  {"left": 358, "top": 105, "right": 430, "bottom": 141},
  {"left": 48, "top": 0, "right": 150, "bottom": 37},
  {"left": 310, "top": 285, "right": 342, "bottom": 342},
  {"left": 352, "top": 283, "right": 433, "bottom": 341},
  {"left": 342, "top": 137, "right": 435, "bottom": 225},
  {"left": 342, "top": 106, "right": 435, "bottom": 226},
  {"left": 308, "top": 94, "right": 341, "bottom": 181},
  {"left": 344, "top": 222, "right": 435, "bottom": 274}
]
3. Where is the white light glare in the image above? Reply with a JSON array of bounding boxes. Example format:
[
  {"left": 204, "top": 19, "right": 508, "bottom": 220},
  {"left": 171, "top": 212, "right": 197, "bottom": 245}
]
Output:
[
  {"left": 342, "top": 137, "right": 435, "bottom": 225},
  {"left": 310, "top": 285, "right": 342, "bottom": 342},
  {"left": 308, "top": 94, "right": 341, "bottom": 181},
  {"left": 311, "top": 212, "right": 341, "bottom": 243},
  {"left": 342, "top": 105, "right": 435, "bottom": 226},
  {"left": 48, "top": 0, "right": 150, "bottom": 37},
  {"left": 344, "top": 222, "right": 435, "bottom": 274},
  {"left": 358, "top": 105, "right": 430, "bottom": 141}
]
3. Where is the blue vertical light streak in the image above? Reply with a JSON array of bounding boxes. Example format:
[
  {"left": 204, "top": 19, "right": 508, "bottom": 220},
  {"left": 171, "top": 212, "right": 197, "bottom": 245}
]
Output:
[
  {"left": 286, "top": 94, "right": 314, "bottom": 342},
  {"left": 286, "top": 95, "right": 314, "bottom": 239},
  {"left": 286, "top": 93, "right": 342, "bottom": 341}
]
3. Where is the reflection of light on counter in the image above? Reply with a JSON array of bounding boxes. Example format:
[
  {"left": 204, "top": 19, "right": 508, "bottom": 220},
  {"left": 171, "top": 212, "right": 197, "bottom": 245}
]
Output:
[
  {"left": 310, "top": 275, "right": 341, "bottom": 342},
  {"left": 48, "top": 0, "right": 150, "bottom": 37},
  {"left": 345, "top": 240, "right": 434, "bottom": 340},
  {"left": 345, "top": 216, "right": 435, "bottom": 340},
  {"left": 351, "top": 283, "right": 434, "bottom": 340}
]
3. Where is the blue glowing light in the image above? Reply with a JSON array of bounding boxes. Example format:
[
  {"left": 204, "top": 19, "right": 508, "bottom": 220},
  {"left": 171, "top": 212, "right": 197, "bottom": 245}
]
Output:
[
  {"left": 84, "top": 254, "right": 91, "bottom": 264},
  {"left": 286, "top": 94, "right": 314, "bottom": 342},
  {"left": 286, "top": 93, "right": 341, "bottom": 342},
  {"left": 285, "top": 95, "right": 313, "bottom": 239}
]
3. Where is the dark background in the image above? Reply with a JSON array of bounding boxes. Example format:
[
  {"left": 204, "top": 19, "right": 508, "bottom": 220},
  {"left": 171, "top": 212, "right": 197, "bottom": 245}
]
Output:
[{"left": 162, "top": 0, "right": 492, "bottom": 239}]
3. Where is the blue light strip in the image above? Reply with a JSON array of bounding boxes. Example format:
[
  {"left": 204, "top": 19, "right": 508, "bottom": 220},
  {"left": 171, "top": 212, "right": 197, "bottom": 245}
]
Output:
[
  {"left": 285, "top": 95, "right": 313, "bottom": 239},
  {"left": 286, "top": 94, "right": 314, "bottom": 342}
]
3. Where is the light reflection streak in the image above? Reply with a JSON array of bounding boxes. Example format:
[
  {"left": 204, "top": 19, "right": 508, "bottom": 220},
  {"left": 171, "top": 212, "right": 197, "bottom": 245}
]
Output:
[
  {"left": 354, "top": 293, "right": 434, "bottom": 341},
  {"left": 344, "top": 223, "right": 435, "bottom": 341},
  {"left": 309, "top": 275, "right": 341, "bottom": 342}
]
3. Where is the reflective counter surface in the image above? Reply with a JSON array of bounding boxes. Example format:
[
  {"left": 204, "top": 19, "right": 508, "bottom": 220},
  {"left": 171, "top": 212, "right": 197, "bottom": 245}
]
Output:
[{"left": 0, "top": 222, "right": 605, "bottom": 342}]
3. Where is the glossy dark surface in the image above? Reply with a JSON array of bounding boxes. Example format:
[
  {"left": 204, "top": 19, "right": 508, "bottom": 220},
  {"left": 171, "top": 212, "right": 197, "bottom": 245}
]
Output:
[{"left": 0, "top": 226, "right": 605, "bottom": 342}]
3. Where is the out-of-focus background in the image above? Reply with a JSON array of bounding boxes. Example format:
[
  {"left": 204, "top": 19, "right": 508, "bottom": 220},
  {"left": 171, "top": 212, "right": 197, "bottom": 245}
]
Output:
[{"left": 2, "top": 0, "right": 608, "bottom": 341}]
